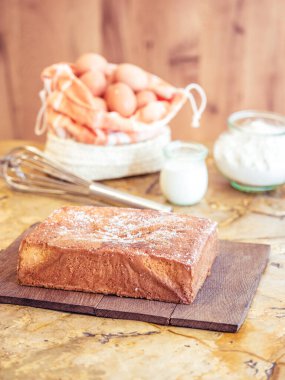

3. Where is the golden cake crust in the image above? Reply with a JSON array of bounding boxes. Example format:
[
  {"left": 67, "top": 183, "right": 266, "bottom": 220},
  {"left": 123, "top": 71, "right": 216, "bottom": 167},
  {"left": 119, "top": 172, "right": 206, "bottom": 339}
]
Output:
[{"left": 18, "top": 206, "right": 218, "bottom": 304}]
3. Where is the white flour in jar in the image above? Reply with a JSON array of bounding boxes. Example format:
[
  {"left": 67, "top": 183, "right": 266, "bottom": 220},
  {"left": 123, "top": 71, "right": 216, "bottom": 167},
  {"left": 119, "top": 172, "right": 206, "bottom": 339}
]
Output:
[{"left": 214, "top": 120, "right": 285, "bottom": 186}]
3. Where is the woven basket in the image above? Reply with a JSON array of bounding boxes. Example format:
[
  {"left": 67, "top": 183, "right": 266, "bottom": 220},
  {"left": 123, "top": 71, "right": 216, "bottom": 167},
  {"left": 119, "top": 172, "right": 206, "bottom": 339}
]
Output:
[{"left": 45, "top": 127, "right": 171, "bottom": 181}]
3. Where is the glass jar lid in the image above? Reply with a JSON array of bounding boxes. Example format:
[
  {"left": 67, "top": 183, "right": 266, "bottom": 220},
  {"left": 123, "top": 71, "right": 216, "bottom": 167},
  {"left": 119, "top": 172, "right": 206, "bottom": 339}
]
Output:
[
  {"left": 163, "top": 140, "right": 208, "bottom": 161},
  {"left": 228, "top": 110, "right": 285, "bottom": 136}
]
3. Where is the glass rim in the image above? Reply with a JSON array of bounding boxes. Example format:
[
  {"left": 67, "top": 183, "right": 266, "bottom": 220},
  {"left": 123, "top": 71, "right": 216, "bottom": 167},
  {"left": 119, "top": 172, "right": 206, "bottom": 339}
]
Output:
[
  {"left": 163, "top": 140, "right": 208, "bottom": 160},
  {"left": 228, "top": 110, "right": 285, "bottom": 136}
]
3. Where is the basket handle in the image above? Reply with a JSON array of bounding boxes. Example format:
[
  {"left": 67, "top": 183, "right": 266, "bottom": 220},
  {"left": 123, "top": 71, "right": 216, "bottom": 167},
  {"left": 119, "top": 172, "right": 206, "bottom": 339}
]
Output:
[{"left": 183, "top": 83, "right": 207, "bottom": 128}]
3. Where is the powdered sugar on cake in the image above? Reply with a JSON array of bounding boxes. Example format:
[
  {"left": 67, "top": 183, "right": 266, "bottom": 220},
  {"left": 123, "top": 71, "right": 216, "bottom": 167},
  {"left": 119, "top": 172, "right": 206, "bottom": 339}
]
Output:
[{"left": 30, "top": 206, "right": 217, "bottom": 265}]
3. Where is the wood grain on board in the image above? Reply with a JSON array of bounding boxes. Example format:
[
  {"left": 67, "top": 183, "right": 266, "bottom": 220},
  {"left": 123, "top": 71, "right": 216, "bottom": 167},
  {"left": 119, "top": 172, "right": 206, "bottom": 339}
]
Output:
[
  {"left": 0, "top": 0, "right": 285, "bottom": 142},
  {"left": 0, "top": 225, "right": 270, "bottom": 332},
  {"left": 95, "top": 296, "right": 177, "bottom": 326},
  {"left": 170, "top": 240, "right": 270, "bottom": 332}
]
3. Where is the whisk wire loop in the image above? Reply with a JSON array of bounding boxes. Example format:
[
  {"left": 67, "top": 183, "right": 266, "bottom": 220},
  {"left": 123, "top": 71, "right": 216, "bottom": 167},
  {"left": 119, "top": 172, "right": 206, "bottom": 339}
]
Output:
[{"left": 1, "top": 146, "right": 172, "bottom": 212}]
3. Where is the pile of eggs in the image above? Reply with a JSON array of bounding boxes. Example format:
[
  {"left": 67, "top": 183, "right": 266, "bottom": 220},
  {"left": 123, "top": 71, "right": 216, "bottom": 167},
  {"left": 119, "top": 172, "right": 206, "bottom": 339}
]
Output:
[{"left": 75, "top": 53, "right": 172, "bottom": 123}]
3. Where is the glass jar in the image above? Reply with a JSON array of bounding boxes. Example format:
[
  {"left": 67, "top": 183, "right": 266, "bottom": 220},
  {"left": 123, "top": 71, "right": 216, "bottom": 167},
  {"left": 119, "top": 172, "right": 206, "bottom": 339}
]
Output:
[
  {"left": 160, "top": 141, "right": 208, "bottom": 206},
  {"left": 214, "top": 110, "right": 285, "bottom": 192}
]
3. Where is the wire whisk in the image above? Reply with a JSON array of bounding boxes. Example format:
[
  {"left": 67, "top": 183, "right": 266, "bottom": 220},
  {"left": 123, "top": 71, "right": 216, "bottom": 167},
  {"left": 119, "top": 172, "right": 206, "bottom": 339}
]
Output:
[{"left": 0, "top": 146, "right": 172, "bottom": 212}]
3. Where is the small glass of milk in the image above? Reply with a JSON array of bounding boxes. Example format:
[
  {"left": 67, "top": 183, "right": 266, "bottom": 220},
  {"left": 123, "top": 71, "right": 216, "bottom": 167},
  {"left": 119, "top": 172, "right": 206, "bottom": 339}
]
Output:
[{"left": 160, "top": 141, "right": 208, "bottom": 206}]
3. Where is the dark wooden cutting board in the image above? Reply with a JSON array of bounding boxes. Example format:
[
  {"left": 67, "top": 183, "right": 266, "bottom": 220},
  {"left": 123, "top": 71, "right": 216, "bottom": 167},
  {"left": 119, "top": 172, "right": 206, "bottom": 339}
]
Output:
[{"left": 0, "top": 225, "right": 270, "bottom": 333}]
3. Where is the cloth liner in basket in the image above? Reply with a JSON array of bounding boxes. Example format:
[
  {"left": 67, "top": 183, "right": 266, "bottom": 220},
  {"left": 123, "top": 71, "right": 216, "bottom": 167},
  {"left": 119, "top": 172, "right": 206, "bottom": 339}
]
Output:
[{"left": 36, "top": 62, "right": 206, "bottom": 180}]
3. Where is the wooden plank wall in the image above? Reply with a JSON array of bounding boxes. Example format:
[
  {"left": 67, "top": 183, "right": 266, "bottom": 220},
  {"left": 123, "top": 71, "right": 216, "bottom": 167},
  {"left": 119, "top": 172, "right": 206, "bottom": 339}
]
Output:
[{"left": 0, "top": 0, "right": 284, "bottom": 143}]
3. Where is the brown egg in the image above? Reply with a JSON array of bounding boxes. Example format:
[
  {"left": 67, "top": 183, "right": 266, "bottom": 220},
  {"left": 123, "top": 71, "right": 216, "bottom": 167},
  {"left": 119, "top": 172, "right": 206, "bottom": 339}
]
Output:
[
  {"left": 93, "top": 97, "right": 107, "bottom": 112},
  {"left": 115, "top": 63, "right": 149, "bottom": 91},
  {"left": 136, "top": 90, "right": 157, "bottom": 108},
  {"left": 75, "top": 53, "right": 107, "bottom": 75},
  {"left": 105, "top": 83, "right": 137, "bottom": 117},
  {"left": 151, "top": 84, "right": 176, "bottom": 100},
  {"left": 105, "top": 63, "right": 117, "bottom": 84},
  {"left": 139, "top": 101, "right": 169, "bottom": 123},
  {"left": 80, "top": 71, "right": 107, "bottom": 96}
]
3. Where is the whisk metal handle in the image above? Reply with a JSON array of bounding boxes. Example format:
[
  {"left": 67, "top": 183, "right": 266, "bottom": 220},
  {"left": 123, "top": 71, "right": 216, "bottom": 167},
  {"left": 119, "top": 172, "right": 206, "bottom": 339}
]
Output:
[
  {"left": 89, "top": 182, "right": 172, "bottom": 212},
  {"left": 1, "top": 145, "right": 172, "bottom": 212}
]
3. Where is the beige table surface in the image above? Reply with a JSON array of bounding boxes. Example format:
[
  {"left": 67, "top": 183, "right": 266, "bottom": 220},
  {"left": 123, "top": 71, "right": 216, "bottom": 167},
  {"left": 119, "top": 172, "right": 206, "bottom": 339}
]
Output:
[{"left": 0, "top": 140, "right": 284, "bottom": 380}]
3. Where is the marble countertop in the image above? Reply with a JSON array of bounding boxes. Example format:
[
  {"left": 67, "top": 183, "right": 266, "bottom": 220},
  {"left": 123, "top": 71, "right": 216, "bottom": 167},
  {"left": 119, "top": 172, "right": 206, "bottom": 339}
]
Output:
[{"left": 0, "top": 140, "right": 284, "bottom": 380}]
